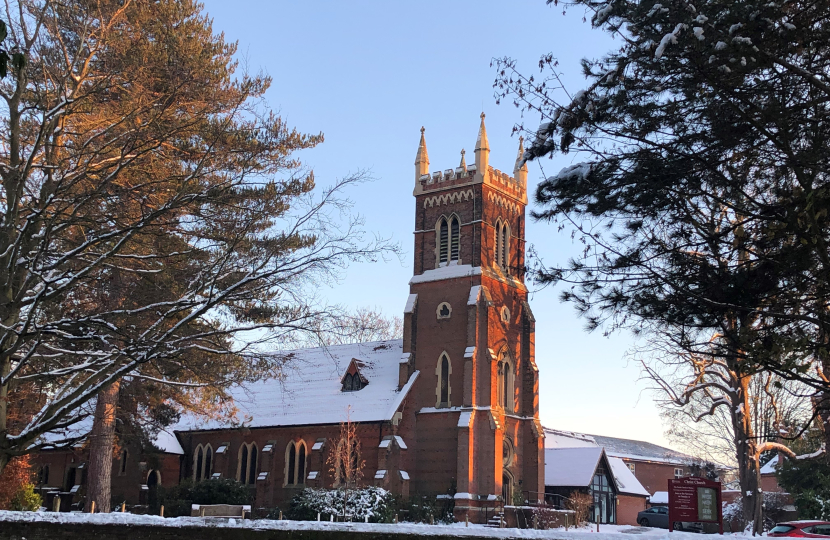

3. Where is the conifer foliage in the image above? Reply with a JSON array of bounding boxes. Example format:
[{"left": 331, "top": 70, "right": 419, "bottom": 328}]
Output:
[
  {"left": 0, "top": 0, "right": 391, "bottom": 483},
  {"left": 495, "top": 0, "right": 830, "bottom": 532}
]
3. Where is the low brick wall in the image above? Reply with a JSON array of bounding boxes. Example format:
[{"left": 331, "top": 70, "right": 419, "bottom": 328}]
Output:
[
  {"left": 0, "top": 515, "right": 543, "bottom": 540},
  {"left": 0, "top": 521, "right": 492, "bottom": 540}
]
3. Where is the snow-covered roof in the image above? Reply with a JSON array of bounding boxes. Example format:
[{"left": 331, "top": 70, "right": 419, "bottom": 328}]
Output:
[
  {"left": 760, "top": 455, "right": 779, "bottom": 475},
  {"left": 608, "top": 457, "right": 649, "bottom": 497},
  {"left": 173, "top": 340, "right": 417, "bottom": 431},
  {"left": 650, "top": 491, "right": 669, "bottom": 504},
  {"left": 38, "top": 405, "right": 183, "bottom": 455},
  {"left": 544, "top": 428, "right": 598, "bottom": 449},
  {"left": 542, "top": 427, "right": 690, "bottom": 465},
  {"left": 589, "top": 434, "right": 690, "bottom": 464},
  {"left": 545, "top": 447, "right": 604, "bottom": 487}
]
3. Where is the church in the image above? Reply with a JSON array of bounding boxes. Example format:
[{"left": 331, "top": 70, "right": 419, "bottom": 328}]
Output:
[{"left": 32, "top": 115, "right": 545, "bottom": 521}]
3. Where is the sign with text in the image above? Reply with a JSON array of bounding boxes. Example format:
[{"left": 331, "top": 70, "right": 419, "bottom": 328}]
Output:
[{"left": 668, "top": 476, "right": 723, "bottom": 534}]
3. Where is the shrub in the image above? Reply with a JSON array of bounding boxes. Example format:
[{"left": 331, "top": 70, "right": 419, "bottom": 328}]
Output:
[
  {"left": 156, "top": 479, "right": 253, "bottom": 517},
  {"left": 565, "top": 491, "right": 593, "bottom": 526},
  {"left": 287, "top": 487, "right": 394, "bottom": 522},
  {"left": 9, "top": 483, "right": 42, "bottom": 511}
]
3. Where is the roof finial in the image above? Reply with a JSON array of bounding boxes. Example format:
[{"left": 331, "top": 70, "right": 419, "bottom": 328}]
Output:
[
  {"left": 514, "top": 135, "right": 528, "bottom": 185},
  {"left": 415, "top": 126, "right": 429, "bottom": 182},
  {"left": 459, "top": 148, "right": 467, "bottom": 170}
]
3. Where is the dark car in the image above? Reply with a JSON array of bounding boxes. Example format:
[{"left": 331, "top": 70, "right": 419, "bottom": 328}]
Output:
[
  {"left": 638, "top": 506, "right": 670, "bottom": 528},
  {"left": 769, "top": 522, "right": 830, "bottom": 537},
  {"left": 637, "top": 506, "right": 702, "bottom": 532}
]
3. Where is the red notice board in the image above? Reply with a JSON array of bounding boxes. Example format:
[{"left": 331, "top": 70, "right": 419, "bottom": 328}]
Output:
[{"left": 668, "top": 476, "right": 723, "bottom": 534}]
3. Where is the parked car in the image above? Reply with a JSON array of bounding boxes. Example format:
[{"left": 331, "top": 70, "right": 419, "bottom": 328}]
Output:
[
  {"left": 769, "top": 522, "right": 830, "bottom": 537},
  {"left": 636, "top": 507, "right": 702, "bottom": 532}
]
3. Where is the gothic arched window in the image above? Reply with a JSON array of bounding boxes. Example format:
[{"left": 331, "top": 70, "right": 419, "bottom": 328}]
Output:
[
  {"left": 495, "top": 220, "right": 510, "bottom": 273},
  {"left": 342, "top": 372, "right": 364, "bottom": 392},
  {"left": 194, "top": 445, "right": 204, "bottom": 481},
  {"left": 297, "top": 441, "right": 307, "bottom": 483},
  {"left": 119, "top": 449, "right": 128, "bottom": 476},
  {"left": 436, "top": 353, "right": 451, "bottom": 408},
  {"left": 204, "top": 444, "right": 213, "bottom": 480},
  {"left": 238, "top": 442, "right": 258, "bottom": 484},
  {"left": 497, "top": 352, "right": 515, "bottom": 413},
  {"left": 437, "top": 215, "right": 461, "bottom": 266},
  {"left": 438, "top": 217, "right": 449, "bottom": 264},
  {"left": 287, "top": 442, "right": 296, "bottom": 485}
]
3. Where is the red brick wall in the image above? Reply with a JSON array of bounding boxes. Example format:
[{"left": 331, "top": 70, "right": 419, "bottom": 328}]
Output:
[
  {"left": 617, "top": 494, "right": 647, "bottom": 526},
  {"left": 623, "top": 460, "right": 689, "bottom": 496}
]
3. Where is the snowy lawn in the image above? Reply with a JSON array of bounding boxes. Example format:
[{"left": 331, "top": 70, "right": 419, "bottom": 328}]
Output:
[{"left": 0, "top": 510, "right": 756, "bottom": 539}]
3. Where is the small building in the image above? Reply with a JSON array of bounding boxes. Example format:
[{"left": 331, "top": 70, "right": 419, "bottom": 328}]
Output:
[{"left": 544, "top": 428, "right": 694, "bottom": 497}]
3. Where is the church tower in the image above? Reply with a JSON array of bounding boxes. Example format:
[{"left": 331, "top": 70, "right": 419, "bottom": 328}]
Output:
[{"left": 398, "top": 115, "right": 544, "bottom": 519}]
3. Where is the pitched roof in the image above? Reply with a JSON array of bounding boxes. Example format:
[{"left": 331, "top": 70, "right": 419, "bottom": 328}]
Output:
[
  {"left": 542, "top": 427, "right": 691, "bottom": 465},
  {"left": 588, "top": 433, "right": 691, "bottom": 464},
  {"left": 544, "top": 447, "right": 605, "bottom": 487},
  {"left": 173, "top": 339, "right": 417, "bottom": 432},
  {"left": 607, "top": 456, "right": 650, "bottom": 496}
]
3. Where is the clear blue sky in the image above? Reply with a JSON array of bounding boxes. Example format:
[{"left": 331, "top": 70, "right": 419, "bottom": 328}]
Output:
[{"left": 200, "top": 0, "right": 673, "bottom": 448}]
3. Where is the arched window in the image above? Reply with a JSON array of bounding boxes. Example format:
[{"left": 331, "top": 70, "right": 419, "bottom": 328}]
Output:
[
  {"left": 285, "top": 440, "right": 308, "bottom": 486},
  {"left": 194, "top": 445, "right": 204, "bottom": 481},
  {"left": 204, "top": 444, "right": 213, "bottom": 480},
  {"left": 497, "top": 352, "right": 515, "bottom": 413},
  {"left": 297, "top": 442, "right": 307, "bottom": 484},
  {"left": 450, "top": 216, "right": 460, "bottom": 260},
  {"left": 437, "top": 215, "right": 461, "bottom": 266},
  {"left": 119, "top": 449, "right": 128, "bottom": 476},
  {"left": 438, "top": 217, "right": 449, "bottom": 264},
  {"left": 495, "top": 220, "right": 510, "bottom": 272},
  {"left": 248, "top": 445, "right": 258, "bottom": 484},
  {"left": 37, "top": 465, "right": 49, "bottom": 485},
  {"left": 287, "top": 443, "right": 296, "bottom": 485},
  {"left": 239, "top": 445, "right": 248, "bottom": 483},
  {"left": 147, "top": 469, "right": 161, "bottom": 487},
  {"left": 342, "top": 372, "right": 365, "bottom": 392},
  {"left": 436, "top": 353, "right": 451, "bottom": 408},
  {"left": 238, "top": 443, "right": 258, "bottom": 484}
]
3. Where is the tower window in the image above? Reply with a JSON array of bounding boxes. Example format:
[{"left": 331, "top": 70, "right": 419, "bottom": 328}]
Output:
[
  {"left": 495, "top": 220, "right": 510, "bottom": 273},
  {"left": 497, "top": 351, "right": 515, "bottom": 413},
  {"left": 436, "top": 353, "right": 452, "bottom": 408},
  {"left": 450, "top": 217, "right": 460, "bottom": 260},
  {"left": 439, "top": 218, "right": 449, "bottom": 264},
  {"left": 436, "top": 301, "right": 452, "bottom": 320},
  {"left": 436, "top": 215, "right": 461, "bottom": 267}
]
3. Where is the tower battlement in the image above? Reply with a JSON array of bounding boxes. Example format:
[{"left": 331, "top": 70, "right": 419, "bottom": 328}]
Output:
[{"left": 413, "top": 114, "right": 528, "bottom": 204}]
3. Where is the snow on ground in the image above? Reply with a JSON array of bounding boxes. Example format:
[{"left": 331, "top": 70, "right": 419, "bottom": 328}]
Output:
[{"left": 0, "top": 510, "right": 752, "bottom": 539}]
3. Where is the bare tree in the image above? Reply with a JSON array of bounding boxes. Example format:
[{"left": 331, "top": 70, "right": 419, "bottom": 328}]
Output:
[
  {"left": 326, "top": 407, "right": 364, "bottom": 520},
  {"left": 306, "top": 306, "right": 402, "bottom": 347},
  {"left": 640, "top": 332, "right": 812, "bottom": 532},
  {"left": 0, "top": 0, "right": 396, "bottom": 495}
]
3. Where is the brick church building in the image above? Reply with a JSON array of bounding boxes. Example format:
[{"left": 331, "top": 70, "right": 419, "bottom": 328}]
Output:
[{"left": 32, "top": 115, "right": 545, "bottom": 520}]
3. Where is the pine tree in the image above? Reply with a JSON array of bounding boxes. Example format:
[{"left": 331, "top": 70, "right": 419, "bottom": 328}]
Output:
[{"left": 494, "top": 0, "right": 830, "bottom": 532}]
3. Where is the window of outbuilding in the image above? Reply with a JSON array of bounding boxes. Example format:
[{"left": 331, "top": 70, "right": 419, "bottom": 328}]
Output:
[{"left": 590, "top": 466, "right": 617, "bottom": 524}]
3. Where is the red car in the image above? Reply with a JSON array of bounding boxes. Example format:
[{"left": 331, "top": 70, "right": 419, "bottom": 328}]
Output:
[{"left": 769, "top": 522, "right": 830, "bottom": 537}]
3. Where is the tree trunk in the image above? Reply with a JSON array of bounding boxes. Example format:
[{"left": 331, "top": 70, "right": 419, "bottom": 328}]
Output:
[
  {"left": 0, "top": 356, "right": 9, "bottom": 477},
  {"left": 86, "top": 380, "right": 120, "bottom": 513}
]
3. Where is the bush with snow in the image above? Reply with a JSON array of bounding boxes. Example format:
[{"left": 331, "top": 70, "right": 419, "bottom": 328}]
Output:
[{"left": 287, "top": 487, "right": 394, "bottom": 523}]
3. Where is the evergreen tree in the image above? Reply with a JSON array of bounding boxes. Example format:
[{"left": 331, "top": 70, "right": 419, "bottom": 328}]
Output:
[{"left": 494, "top": 0, "right": 830, "bottom": 532}]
